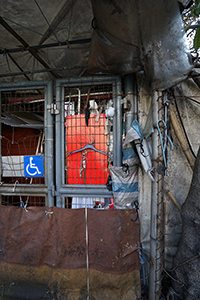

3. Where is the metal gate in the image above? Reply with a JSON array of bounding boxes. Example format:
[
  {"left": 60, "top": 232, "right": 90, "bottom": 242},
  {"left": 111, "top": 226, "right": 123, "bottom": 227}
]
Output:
[
  {"left": 55, "top": 76, "right": 122, "bottom": 208},
  {"left": 0, "top": 80, "right": 54, "bottom": 207},
  {"left": 0, "top": 76, "right": 122, "bottom": 209}
]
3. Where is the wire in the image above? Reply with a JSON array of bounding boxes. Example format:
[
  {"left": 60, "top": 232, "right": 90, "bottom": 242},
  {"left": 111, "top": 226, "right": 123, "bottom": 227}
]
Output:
[
  {"left": 67, "top": 0, "right": 74, "bottom": 41},
  {"left": 34, "top": 0, "right": 60, "bottom": 44},
  {"left": 157, "top": 119, "right": 174, "bottom": 176},
  {"left": 0, "top": 65, "right": 88, "bottom": 78},
  {"left": 184, "top": 96, "right": 200, "bottom": 105},
  {"left": 171, "top": 91, "right": 197, "bottom": 159},
  {"left": 4, "top": 52, "right": 14, "bottom": 82},
  {"left": 2, "top": 16, "right": 57, "bottom": 42}
]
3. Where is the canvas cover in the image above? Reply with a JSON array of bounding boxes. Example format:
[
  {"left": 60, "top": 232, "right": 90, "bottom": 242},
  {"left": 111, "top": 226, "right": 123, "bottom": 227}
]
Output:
[{"left": 88, "top": 0, "right": 193, "bottom": 90}]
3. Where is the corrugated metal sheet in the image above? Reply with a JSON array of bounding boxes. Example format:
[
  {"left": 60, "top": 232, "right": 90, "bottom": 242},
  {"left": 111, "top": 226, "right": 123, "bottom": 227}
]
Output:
[{"left": 0, "top": 206, "right": 141, "bottom": 299}]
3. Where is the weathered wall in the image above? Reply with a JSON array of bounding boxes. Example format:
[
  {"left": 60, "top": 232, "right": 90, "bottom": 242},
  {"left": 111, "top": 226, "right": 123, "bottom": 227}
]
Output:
[{"left": 137, "top": 73, "right": 200, "bottom": 270}]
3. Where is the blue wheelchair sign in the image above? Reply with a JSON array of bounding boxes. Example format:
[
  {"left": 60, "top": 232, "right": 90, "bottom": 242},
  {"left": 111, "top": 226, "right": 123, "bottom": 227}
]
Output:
[{"left": 24, "top": 155, "right": 44, "bottom": 177}]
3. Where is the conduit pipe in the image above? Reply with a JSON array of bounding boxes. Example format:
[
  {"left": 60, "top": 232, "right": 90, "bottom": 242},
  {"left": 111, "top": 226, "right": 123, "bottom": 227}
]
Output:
[
  {"left": 124, "top": 73, "right": 138, "bottom": 132},
  {"left": 169, "top": 104, "right": 195, "bottom": 170},
  {"left": 113, "top": 76, "right": 122, "bottom": 166},
  {"left": 149, "top": 91, "right": 159, "bottom": 300},
  {"left": 45, "top": 81, "right": 54, "bottom": 206},
  {"left": 149, "top": 91, "right": 165, "bottom": 300},
  {"left": 55, "top": 82, "right": 63, "bottom": 207},
  {"left": 0, "top": 91, "right": 1, "bottom": 204}
]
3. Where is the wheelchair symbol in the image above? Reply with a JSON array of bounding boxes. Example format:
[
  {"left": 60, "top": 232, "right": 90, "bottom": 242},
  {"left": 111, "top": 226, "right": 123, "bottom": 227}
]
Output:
[{"left": 26, "top": 156, "right": 42, "bottom": 176}]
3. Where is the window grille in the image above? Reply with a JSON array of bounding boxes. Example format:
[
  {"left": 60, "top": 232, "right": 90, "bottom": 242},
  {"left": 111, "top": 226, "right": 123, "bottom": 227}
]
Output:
[
  {"left": 55, "top": 76, "right": 122, "bottom": 208},
  {"left": 1, "top": 195, "right": 45, "bottom": 207},
  {"left": 64, "top": 84, "right": 113, "bottom": 186},
  {"left": 1, "top": 89, "right": 45, "bottom": 185}
]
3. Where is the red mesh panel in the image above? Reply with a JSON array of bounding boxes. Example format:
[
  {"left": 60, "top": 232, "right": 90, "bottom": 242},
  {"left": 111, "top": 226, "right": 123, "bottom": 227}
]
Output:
[{"left": 66, "top": 114, "right": 107, "bottom": 185}]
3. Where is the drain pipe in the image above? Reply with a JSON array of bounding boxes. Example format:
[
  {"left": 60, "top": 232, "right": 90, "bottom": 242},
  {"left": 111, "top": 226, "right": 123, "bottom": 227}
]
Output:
[{"left": 124, "top": 73, "right": 138, "bottom": 131}]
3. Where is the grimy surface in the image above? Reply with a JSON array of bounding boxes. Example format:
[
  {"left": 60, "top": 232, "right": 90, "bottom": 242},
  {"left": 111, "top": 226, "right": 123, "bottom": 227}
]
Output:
[
  {"left": 0, "top": 206, "right": 140, "bottom": 299},
  {"left": 171, "top": 146, "right": 200, "bottom": 300}
]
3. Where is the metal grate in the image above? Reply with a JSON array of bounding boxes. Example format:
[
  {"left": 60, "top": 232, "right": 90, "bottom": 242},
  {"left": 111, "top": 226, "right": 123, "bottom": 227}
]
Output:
[
  {"left": 1, "top": 89, "right": 45, "bottom": 185},
  {"left": 64, "top": 84, "right": 113, "bottom": 185},
  {"left": 1, "top": 90, "right": 44, "bottom": 113},
  {"left": 1, "top": 195, "right": 45, "bottom": 207}
]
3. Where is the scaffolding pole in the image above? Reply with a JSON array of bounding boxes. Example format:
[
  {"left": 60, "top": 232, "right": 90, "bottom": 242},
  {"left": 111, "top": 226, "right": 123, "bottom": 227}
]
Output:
[{"left": 149, "top": 91, "right": 165, "bottom": 300}]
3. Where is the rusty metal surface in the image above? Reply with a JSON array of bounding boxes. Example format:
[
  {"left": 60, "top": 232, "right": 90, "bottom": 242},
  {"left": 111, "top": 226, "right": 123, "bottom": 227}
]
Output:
[
  {"left": 0, "top": 206, "right": 140, "bottom": 274},
  {"left": 0, "top": 206, "right": 140, "bottom": 299}
]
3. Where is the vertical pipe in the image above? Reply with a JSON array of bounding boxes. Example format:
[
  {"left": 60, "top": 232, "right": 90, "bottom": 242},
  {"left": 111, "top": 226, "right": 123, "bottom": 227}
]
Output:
[
  {"left": 55, "top": 82, "right": 62, "bottom": 207},
  {"left": 124, "top": 73, "right": 138, "bottom": 132},
  {"left": 61, "top": 86, "right": 65, "bottom": 208},
  {"left": 0, "top": 91, "right": 1, "bottom": 205},
  {"left": 149, "top": 91, "right": 165, "bottom": 300},
  {"left": 149, "top": 91, "right": 159, "bottom": 300},
  {"left": 45, "top": 81, "right": 54, "bottom": 206},
  {"left": 115, "top": 76, "right": 122, "bottom": 167},
  {"left": 113, "top": 82, "right": 117, "bottom": 167}
]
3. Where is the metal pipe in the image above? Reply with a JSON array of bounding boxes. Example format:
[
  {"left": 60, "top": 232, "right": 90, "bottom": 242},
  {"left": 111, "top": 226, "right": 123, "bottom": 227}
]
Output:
[
  {"left": 149, "top": 91, "right": 159, "bottom": 300},
  {"left": 55, "top": 82, "right": 62, "bottom": 207},
  {"left": 55, "top": 76, "right": 116, "bottom": 86},
  {"left": 0, "top": 91, "right": 1, "bottom": 205},
  {"left": 59, "top": 186, "right": 113, "bottom": 198},
  {"left": 124, "top": 73, "right": 138, "bottom": 132},
  {"left": 0, "top": 38, "right": 91, "bottom": 55},
  {"left": 45, "top": 81, "right": 54, "bottom": 206},
  {"left": 61, "top": 85, "right": 65, "bottom": 208},
  {"left": 0, "top": 184, "right": 48, "bottom": 194},
  {"left": 0, "top": 65, "right": 88, "bottom": 78},
  {"left": 0, "top": 80, "right": 49, "bottom": 91},
  {"left": 77, "top": 88, "right": 81, "bottom": 114},
  {"left": 115, "top": 76, "right": 122, "bottom": 166},
  {"left": 149, "top": 91, "right": 165, "bottom": 300},
  {"left": 113, "top": 83, "right": 117, "bottom": 167}
]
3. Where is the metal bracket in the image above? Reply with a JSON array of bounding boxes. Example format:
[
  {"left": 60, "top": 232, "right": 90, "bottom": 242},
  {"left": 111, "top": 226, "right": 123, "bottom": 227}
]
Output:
[
  {"left": 51, "top": 184, "right": 55, "bottom": 197},
  {"left": 47, "top": 103, "right": 60, "bottom": 115}
]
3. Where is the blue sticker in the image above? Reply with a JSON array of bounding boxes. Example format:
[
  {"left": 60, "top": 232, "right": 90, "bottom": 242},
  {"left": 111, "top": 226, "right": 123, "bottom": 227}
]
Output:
[{"left": 24, "top": 155, "right": 44, "bottom": 177}]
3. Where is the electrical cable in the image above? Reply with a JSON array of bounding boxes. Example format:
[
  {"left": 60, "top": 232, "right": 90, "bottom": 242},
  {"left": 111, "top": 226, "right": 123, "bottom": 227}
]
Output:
[
  {"left": 34, "top": 0, "right": 60, "bottom": 44},
  {"left": 157, "top": 119, "right": 174, "bottom": 176},
  {"left": 184, "top": 95, "right": 200, "bottom": 105},
  {"left": 171, "top": 91, "right": 197, "bottom": 159},
  {"left": 4, "top": 52, "right": 14, "bottom": 82}
]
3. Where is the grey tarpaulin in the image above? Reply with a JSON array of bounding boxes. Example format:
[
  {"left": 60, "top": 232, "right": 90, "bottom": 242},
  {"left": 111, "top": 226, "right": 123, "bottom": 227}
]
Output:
[
  {"left": 123, "top": 119, "right": 143, "bottom": 146},
  {"left": 123, "top": 119, "right": 154, "bottom": 181},
  {"left": 88, "top": 0, "right": 193, "bottom": 90},
  {"left": 110, "top": 120, "right": 139, "bottom": 209},
  {"left": 110, "top": 164, "right": 138, "bottom": 209}
]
